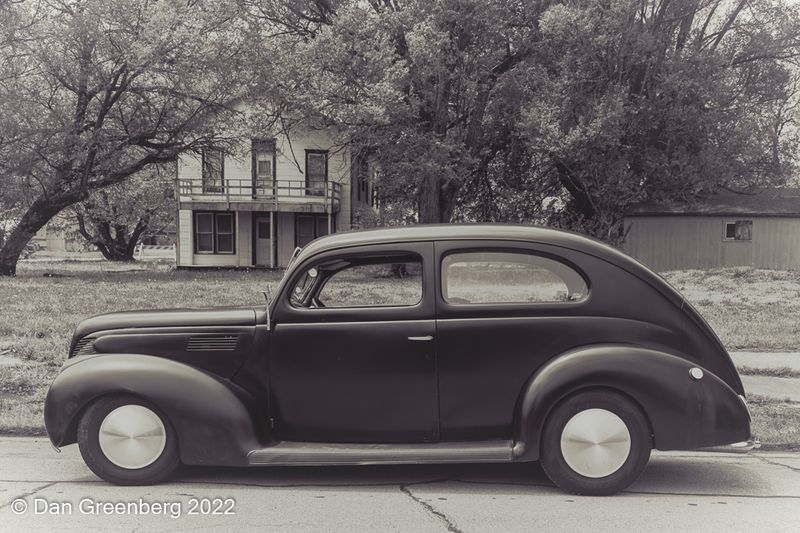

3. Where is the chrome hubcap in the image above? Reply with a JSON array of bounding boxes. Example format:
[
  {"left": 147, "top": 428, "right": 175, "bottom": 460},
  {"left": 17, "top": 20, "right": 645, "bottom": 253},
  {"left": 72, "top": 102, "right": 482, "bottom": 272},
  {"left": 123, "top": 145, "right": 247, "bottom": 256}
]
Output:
[
  {"left": 98, "top": 405, "right": 167, "bottom": 469},
  {"left": 560, "top": 408, "right": 631, "bottom": 478}
]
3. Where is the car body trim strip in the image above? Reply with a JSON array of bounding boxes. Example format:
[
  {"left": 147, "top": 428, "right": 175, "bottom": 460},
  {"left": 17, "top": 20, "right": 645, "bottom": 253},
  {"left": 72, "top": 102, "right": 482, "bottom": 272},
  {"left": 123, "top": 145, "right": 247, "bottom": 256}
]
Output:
[{"left": 247, "top": 440, "right": 514, "bottom": 466}]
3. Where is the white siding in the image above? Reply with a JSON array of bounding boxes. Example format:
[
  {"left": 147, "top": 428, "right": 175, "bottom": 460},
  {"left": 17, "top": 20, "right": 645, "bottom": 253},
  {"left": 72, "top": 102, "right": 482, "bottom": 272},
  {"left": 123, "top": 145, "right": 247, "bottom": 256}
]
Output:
[
  {"left": 176, "top": 122, "right": 357, "bottom": 269},
  {"left": 192, "top": 253, "right": 239, "bottom": 267},
  {"left": 276, "top": 212, "right": 296, "bottom": 266},
  {"left": 238, "top": 211, "right": 253, "bottom": 267},
  {"left": 178, "top": 209, "right": 193, "bottom": 266}
]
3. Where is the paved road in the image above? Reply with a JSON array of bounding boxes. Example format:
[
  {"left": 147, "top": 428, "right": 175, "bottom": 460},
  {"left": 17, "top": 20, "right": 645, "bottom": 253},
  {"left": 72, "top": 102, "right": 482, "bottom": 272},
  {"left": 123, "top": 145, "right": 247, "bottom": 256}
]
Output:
[{"left": 1, "top": 438, "right": 798, "bottom": 533}]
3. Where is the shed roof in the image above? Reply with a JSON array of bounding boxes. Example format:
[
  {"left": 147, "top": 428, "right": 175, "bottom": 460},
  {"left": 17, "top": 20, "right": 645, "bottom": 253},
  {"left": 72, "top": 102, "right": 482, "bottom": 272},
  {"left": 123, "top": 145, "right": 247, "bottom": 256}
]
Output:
[{"left": 626, "top": 188, "right": 800, "bottom": 217}]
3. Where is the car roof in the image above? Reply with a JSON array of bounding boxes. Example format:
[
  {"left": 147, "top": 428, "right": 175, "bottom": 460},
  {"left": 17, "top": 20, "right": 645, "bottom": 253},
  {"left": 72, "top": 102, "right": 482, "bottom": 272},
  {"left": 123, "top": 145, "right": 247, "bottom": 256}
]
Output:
[
  {"left": 299, "top": 223, "right": 626, "bottom": 265},
  {"left": 285, "top": 222, "right": 684, "bottom": 310}
]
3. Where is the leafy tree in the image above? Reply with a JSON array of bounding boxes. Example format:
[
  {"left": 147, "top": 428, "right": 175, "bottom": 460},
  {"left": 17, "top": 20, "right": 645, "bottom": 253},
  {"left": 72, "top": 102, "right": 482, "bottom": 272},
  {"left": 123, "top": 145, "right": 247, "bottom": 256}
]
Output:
[
  {"left": 518, "top": 0, "right": 800, "bottom": 242},
  {"left": 71, "top": 166, "right": 175, "bottom": 261},
  {"left": 0, "top": 0, "right": 253, "bottom": 275},
  {"left": 244, "top": 0, "right": 546, "bottom": 223},
  {"left": 245, "top": 0, "right": 800, "bottom": 241}
]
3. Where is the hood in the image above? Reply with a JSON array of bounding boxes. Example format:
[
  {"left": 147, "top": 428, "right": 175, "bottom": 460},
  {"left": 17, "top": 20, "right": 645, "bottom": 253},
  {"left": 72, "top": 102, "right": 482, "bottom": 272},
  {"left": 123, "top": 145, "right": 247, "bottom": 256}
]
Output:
[{"left": 74, "top": 307, "right": 258, "bottom": 338}]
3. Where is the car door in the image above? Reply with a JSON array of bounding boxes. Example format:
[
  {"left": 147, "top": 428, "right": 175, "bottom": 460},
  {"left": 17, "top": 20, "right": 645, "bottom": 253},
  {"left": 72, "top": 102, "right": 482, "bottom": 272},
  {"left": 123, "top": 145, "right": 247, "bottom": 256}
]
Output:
[
  {"left": 434, "top": 240, "right": 592, "bottom": 441},
  {"left": 269, "top": 242, "right": 438, "bottom": 443}
]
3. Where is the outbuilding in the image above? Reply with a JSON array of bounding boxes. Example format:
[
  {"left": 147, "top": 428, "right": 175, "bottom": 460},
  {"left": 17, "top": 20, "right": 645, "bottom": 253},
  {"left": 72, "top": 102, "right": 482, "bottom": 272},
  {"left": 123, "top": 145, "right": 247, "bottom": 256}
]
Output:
[{"left": 623, "top": 188, "right": 800, "bottom": 271}]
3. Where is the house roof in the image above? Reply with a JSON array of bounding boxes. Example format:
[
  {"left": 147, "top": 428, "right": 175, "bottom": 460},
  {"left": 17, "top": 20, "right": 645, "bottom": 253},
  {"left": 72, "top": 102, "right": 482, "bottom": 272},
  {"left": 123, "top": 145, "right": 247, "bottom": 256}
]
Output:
[{"left": 626, "top": 188, "right": 800, "bottom": 217}]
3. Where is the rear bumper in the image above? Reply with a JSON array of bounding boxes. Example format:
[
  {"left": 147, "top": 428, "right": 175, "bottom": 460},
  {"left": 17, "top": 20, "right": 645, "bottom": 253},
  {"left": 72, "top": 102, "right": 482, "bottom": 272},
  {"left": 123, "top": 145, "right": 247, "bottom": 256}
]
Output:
[{"left": 695, "top": 438, "right": 761, "bottom": 453}]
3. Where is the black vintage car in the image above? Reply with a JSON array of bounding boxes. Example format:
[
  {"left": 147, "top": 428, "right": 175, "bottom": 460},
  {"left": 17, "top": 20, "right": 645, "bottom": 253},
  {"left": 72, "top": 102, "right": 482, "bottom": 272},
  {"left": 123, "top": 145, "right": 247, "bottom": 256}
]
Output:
[{"left": 44, "top": 224, "right": 754, "bottom": 495}]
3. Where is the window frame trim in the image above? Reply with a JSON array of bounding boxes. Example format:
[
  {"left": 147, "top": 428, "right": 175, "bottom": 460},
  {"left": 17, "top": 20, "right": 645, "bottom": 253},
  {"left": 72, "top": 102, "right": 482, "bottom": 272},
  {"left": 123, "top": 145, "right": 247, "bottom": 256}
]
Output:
[
  {"left": 193, "top": 211, "right": 236, "bottom": 255},
  {"left": 251, "top": 138, "right": 277, "bottom": 195},
  {"left": 294, "top": 213, "right": 334, "bottom": 248},
  {"left": 304, "top": 149, "right": 329, "bottom": 196},
  {"left": 437, "top": 245, "right": 592, "bottom": 310},
  {"left": 308, "top": 254, "right": 425, "bottom": 310},
  {"left": 201, "top": 147, "right": 225, "bottom": 193},
  {"left": 272, "top": 242, "right": 436, "bottom": 324},
  {"left": 722, "top": 219, "right": 753, "bottom": 242},
  {"left": 194, "top": 212, "right": 216, "bottom": 254}
]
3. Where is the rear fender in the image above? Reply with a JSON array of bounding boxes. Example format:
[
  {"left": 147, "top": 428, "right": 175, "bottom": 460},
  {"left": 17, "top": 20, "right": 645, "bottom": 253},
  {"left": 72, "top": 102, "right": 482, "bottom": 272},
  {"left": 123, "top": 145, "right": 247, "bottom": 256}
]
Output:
[
  {"left": 44, "top": 354, "right": 263, "bottom": 466},
  {"left": 512, "top": 345, "right": 751, "bottom": 461}
]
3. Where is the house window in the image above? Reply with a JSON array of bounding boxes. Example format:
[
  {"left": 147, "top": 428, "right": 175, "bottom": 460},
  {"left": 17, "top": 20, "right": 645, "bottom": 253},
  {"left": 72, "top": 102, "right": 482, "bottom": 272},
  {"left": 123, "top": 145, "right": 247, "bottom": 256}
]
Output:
[
  {"left": 353, "top": 151, "right": 370, "bottom": 203},
  {"left": 295, "top": 214, "right": 332, "bottom": 247},
  {"left": 201, "top": 148, "right": 224, "bottom": 193},
  {"left": 252, "top": 139, "right": 275, "bottom": 196},
  {"left": 305, "top": 150, "right": 328, "bottom": 196},
  {"left": 724, "top": 220, "right": 753, "bottom": 241},
  {"left": 194, "top": 212, "right": 235, "bottom": 254}
]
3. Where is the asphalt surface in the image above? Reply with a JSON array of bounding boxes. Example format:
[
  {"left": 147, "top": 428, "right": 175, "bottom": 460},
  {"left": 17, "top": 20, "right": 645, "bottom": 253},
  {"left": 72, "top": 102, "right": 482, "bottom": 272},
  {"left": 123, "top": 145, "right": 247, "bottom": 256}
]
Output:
[{"left": 1, "top": 438, "right": 798, "bottom": 533}]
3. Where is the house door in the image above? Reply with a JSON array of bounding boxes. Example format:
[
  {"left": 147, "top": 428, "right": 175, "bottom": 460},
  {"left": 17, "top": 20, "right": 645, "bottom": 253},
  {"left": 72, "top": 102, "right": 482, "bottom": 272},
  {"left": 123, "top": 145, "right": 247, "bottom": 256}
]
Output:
[{"left": 255, "top": 215, "right": 272, "bottom": 267}]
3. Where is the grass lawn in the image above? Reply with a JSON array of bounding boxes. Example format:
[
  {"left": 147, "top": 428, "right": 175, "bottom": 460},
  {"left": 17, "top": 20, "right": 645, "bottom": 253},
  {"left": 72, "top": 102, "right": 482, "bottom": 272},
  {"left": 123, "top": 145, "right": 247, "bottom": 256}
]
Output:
[
  {"left": 0, "top": 261, "right": 798, "bottom": 450},
  {"left": 662, "top": 268, "right": 800, "bottom": 351}
]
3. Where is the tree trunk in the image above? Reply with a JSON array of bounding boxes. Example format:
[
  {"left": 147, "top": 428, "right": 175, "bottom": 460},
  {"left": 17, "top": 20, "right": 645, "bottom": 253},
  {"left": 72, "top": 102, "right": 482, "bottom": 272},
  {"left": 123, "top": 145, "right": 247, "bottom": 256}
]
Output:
[
  {"left": 0, "top": 194, "right": 80, "bottom": 276},
  {"left": 554, "top": 161, "right": 596, "bottom": 220},
  {"left": 417, "top": 173, "right": 443, "bottom": 223},
  {"left": 75, "top": 212, "right": 150, "bottom": 262},
  {"left": 97, "top": 241, "right": 137, "bottom": 261}
]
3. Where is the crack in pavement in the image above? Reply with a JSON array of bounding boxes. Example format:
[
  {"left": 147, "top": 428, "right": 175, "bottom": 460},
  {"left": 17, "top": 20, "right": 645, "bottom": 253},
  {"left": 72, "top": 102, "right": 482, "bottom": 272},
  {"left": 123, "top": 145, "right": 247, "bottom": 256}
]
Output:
[
  {"left": 0, "top": 481, "right": 58, "bottom": 510},
  {"left": 750, "top": 454, "right": 800, "bottom": 473},
  {"left": 399, "top": 482, "right": 463, "bottom": 533}
]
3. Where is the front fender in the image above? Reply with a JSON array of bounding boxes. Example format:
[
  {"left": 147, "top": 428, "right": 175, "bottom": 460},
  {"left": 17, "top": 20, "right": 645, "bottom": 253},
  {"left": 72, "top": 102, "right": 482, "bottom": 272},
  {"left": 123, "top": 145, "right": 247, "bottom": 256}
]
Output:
[
  {"left": 513, "top": 345, "right": 751, "bottom": 461},
  {"left": 44, "top": 353, "right": 263, "bottom": 466}
]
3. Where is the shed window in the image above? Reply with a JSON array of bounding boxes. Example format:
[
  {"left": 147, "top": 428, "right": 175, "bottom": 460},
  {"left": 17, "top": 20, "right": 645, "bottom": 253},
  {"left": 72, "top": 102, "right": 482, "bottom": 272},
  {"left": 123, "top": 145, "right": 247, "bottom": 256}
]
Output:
[
  {"left": 724, "top": 220, "right": 752, "bottom": 241},
  {"left": 442, "top": 251, "right": 588, "bottom": 305},
  {"left": 194, "top": 212, "right": 235, "bottom": 254}
]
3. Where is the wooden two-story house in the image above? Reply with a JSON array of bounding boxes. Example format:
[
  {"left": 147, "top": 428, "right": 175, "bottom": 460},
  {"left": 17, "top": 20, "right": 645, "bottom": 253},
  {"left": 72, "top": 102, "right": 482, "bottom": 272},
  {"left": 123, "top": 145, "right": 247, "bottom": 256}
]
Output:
[{"left": 176, "top": 127, "right": 374, "bottom": 268}]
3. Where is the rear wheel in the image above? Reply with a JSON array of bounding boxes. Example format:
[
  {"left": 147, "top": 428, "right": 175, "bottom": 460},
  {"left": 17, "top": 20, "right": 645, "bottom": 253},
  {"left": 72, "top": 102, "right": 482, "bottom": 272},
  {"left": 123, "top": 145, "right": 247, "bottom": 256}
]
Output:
[
  {"left": 540, "top": 390, "right": 651, "bottom": 495},
  {"left": 77, "top": 395, "right": 180, "bottom": 485}
]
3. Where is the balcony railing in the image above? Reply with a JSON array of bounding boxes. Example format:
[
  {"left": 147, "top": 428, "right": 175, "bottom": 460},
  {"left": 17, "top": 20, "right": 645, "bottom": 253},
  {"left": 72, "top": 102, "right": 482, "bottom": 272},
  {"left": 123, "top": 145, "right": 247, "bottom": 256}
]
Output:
[{"left": 178, "top": 178, "right": 341, "bottom": 211}]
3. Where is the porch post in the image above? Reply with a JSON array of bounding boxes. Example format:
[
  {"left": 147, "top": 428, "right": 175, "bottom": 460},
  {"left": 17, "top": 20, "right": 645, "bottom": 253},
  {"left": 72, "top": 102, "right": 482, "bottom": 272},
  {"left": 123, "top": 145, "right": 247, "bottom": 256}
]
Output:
[
  {"left": 327, "top": 181, "right": 332, "bottom": 234},
  {"left": 270, "top": 211, "right": 275, "bottom": 268}
]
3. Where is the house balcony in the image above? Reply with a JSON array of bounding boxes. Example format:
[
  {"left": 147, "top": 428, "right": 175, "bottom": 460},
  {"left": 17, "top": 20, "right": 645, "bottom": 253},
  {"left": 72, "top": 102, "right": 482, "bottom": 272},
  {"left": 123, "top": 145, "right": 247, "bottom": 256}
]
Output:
[{"left": 177, "top": 178, "right": 342, "bottom": 214}]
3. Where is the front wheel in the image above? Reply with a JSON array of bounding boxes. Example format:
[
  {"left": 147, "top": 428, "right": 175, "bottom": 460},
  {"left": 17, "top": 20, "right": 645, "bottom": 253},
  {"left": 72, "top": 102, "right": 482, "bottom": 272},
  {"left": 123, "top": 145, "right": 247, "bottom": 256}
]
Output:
[
  {"left": 77, "top": 395, "right": 180, "bottom": 485},
  {"left": 540, "top": 390, "right": 652, "bottom": 495}
]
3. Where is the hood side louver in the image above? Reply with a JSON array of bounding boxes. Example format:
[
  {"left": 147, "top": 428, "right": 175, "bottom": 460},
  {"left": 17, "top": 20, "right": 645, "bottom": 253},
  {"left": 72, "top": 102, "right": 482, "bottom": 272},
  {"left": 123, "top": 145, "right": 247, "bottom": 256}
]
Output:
[
  {"left": 186, "top": 334, "right": 240, "bottom": 352},
  {"left": 71, "top": 337, "right": 97, "bottom": 357}
]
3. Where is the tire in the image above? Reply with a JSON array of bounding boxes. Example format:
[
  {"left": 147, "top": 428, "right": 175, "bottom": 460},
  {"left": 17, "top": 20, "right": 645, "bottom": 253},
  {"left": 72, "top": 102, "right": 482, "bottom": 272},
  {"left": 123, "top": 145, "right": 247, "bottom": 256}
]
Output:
[
  {"left": 540, "top": 390, "right": 651, "bottom": 495},
  {"left": 77, "top": 394, "right": 180, "bottom": 485}
]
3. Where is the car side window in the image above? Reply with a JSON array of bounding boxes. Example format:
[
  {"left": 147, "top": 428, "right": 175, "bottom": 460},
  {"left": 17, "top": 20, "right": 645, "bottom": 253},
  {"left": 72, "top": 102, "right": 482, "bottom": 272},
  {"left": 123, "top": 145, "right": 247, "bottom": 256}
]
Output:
[
  {"left": 442, "top": 251, "right": 588, "bottom": 305},
  {"left": 292, "top": 255, "right": 423, "bottom": 308}
]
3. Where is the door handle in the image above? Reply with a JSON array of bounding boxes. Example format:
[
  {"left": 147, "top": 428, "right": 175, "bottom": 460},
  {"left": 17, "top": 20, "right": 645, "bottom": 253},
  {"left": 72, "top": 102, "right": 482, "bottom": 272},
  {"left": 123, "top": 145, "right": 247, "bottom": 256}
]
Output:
[{"left": 407, "top": 335, "right": 434, "bottom": 341}]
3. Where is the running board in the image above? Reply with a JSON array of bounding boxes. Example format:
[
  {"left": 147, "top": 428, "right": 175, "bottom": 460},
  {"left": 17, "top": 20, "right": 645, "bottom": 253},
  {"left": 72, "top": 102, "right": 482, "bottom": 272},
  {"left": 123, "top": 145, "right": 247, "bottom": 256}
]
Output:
[{"left": 247, "top": 440, "right": 514, "bottom": 466}]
